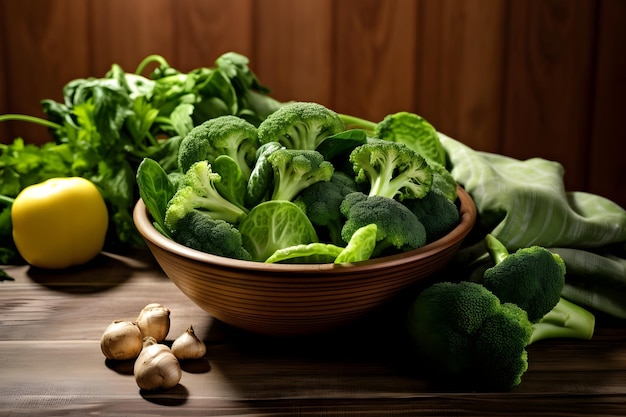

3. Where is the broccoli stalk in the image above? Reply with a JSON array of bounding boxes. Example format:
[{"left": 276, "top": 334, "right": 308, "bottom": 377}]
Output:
[
  {"left": 483, "top": 234, "right": 595, "bottom": 342},
  {"left": 349, "top": 141, "right": 432, "bottom": 201},
  {"left": 529, "top": 297, "right": 595, "bottom": 344},
  {"left": 164, "top": 160, "right": 248, "bottom": 230},
  {"left": 267, "top": 149, "right": 334, "bottom": 202}
]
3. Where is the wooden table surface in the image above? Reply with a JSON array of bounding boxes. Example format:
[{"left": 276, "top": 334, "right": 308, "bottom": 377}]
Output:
[{"left": 1, "top": 249, "right": 625, "bottom": 416}]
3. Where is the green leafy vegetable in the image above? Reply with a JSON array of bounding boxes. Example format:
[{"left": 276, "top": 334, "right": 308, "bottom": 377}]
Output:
[
  {"left": 1, "top": 52, "right": 280, "bottom": 261},
  {"left": 238, "top": 200, "right": 318, "bottom": 262},
  {"left": 265, "top": 242, "right": 344, "bottom": 264},
  {"left": 136, "top": 157, "right": 175, "bottom": 236},
  {"left": 334, "top": 224, "right": 378, "bottom": 264}
]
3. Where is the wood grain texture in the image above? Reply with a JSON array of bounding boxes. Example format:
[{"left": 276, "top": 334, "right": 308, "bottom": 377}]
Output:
[
  {"left": 0, "top": 1, "right": 7, "bottom": 142},
  {"left": 0, "top": 249, "right": 625, "bottom": 416},
  {"left": 90, "top": 0, "right": 177, "bottom": 75},
  {"left": 0, "top": 0, "right": 625, "bottom": 208},
  {"left": 416, "top": 0, "right": 508, "bottom": 152},
  {"left": 502, "top": 0, "right": 596, "bottom": 193},
  {"left": 172, "top": 0, "right": 254, "bottom": 72},
  {"left": 254, "top": 0, "right": 334, "bottom": 106},
  {"left": 0, "top": 0, "right": 90, "bottom": 143},
  {"left": 334, "top": 0, "right": 419, "bottom": 122},
  {"left": 587, "top": 0, "right": 626, "bottom": 208}
]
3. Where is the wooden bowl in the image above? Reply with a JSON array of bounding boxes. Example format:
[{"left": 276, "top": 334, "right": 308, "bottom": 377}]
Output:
[{"left": 133, "top": 187, "right": 476, "bottom": 336}]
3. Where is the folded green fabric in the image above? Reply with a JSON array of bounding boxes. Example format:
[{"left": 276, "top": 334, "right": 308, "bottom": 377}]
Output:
[
  {"left": 439, "top": 133, "right": 626, "bottom": 250},
  {"left": 549, "top": 247, "right": 626, "bottom": 319}
]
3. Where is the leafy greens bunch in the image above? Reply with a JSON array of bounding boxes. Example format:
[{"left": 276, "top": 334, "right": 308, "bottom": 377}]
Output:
[
  {"left": 138, "top": 101, "right": 461, "bottom": 264},
  {"left": 0, "top": 52, "right": 283, "bottom": 264}
]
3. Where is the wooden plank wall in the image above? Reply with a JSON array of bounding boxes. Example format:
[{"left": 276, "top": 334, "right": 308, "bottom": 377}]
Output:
[{"left": 1, "top": 0, "right": 624, "bottom": 208}]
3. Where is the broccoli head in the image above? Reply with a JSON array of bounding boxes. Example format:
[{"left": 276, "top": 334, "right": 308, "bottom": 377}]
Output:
[
  {"left": 407, "top": 281, "right": 533, "bottom": 390},
  {"left": 340, "top": 191, "right": 427, "bottom": 256},
  {"left": 481, "top": 234, "right": 595, "bottom": 343},
  {"left": 170, "top": 211, "right": 252, "bottom": 261},
  {"left": 164, "top": 160, "right": 248, "bottom": 230},
  {"left": 405, "top": 188, "right": 460, "bottom": 243},
  {"left": 257, "top": 101, "right": 346, "bottom": 150},
  {"left": 482, "top": 234, "right": 566, "bottom": 322},
  {"left": 267, "top": 148, "right": 334, "bottom": 202},
  {"left": 177, "top": 115, "right": 259, "bottom": 179},
  {"left": 349, "top": 141, "right": 433, "bottom": 201},
  {"left": 295, "top": 171, "right": 358, "bottom": 245}
]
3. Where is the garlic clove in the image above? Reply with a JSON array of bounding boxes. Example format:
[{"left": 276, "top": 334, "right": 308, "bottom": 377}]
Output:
[
  {"left": 134, "top": 337, "right": 182, "bottom": 391},
  {"left": 100, "top": 320, "right": 143, "bottom": 360},
  {"left": 171, "top": 325, "right": 207, "bottom": 360},
  {"left": 136, "top": 303, "right": 170, "bottom": 342}
]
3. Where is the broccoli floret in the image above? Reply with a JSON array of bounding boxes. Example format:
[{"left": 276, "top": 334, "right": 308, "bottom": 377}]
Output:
[
  {"left": 295, "top": 171, "right": 358, "bottom": 245},
  {"left": 164, "top": 160, "right": 248, "bottom": 230},
  {"left": 407, "top": 281, "right": 534, "bottom": 390},
  {"left": 349, "top": 141, "right": 432, "bottom": 201},
  {"left": 340, "top": 191, "right": 427, "bottom": 256},
  {"left": 238, "top": 200, "right": 319, "bottom": 262},
  {"left": 266, "top": 148, "right": 334, "bottom": 202},
  {"left": 483, "top": 234, "right": 565, "bottom": 322},
  {"left": 429, "top": 160, "right": 458, "bottom": 202},
  {"left": 170, "top": 211, "right": 252, "bottom": 261},
  {"left": 257, "top": 101, "right": 346, "bottom": 150},
  {"left": 407, "top": 274, "right": 596, "bottom": 390},
  {"left": 405, "top": 188, "right": 460, "bottom": 243},
  {"left": 177, "top": 115, "right": 259, "bottom": 179},
  {"left": 482, "top": 234, "right": 595, "bottom": 341}
]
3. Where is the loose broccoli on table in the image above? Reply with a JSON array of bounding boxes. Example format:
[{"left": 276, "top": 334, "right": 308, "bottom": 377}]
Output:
[
  {"left": 170, "top": 211, "right": 252, "bottom": 261},
  {"left": 407, "top": 281, "right": 533, "bottom": 390},
  {"left": 177, "top": 115, "right": 259, "bottom": 179},
  {"left": 164, "top": 160, "right": 248, "bottom": 231},
  {"left": 257, "top": 101, "right": 346, "bottom": 150},
  {"left": 482, "top": 234, "right": 566, "bottom": 322},
  {"left": 481, "top": 234, "right": 595, "bottom": 342},
  {"left": 406, "top": 236, "right": 596, "bottom": 390},
  {"left": 266, "top": 148, "right": 334, "bottom": 202},
  {"left": 340, "top": 191, "right": 427, "bottom": 257},
  {"left": 349, "top": 140, "right": 433, "bottom": 201}
]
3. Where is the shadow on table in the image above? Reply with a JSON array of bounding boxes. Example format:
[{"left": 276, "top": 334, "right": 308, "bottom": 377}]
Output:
[{"left": 25, "top": 248, "right": 161, "bottom": 294}]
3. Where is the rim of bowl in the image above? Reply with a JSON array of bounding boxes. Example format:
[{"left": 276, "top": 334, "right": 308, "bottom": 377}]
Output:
[{"left": 133, "top": 185, "right": 477, "bottom": 274}]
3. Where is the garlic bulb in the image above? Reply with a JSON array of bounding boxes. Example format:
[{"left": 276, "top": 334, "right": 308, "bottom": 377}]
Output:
[
  {"left": 100, "top": 320, "right": 143, "bottom": 360},
  {"left": 134, "top": 337, "right": 182, "bottom": 391},
  {"left": 171, "top": 325, "right": 207, "bottom": 360},
  {"left": 136, "top": 303, "right": 170, "bottom": 342}
]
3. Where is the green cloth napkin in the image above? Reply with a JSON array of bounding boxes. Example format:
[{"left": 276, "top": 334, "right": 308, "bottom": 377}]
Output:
[
  {"left": 439, "top": 133, "right": 626, "bottom": 319},
  {"left": 439, "top": 133, "right": 626, "bottom": 250}
]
